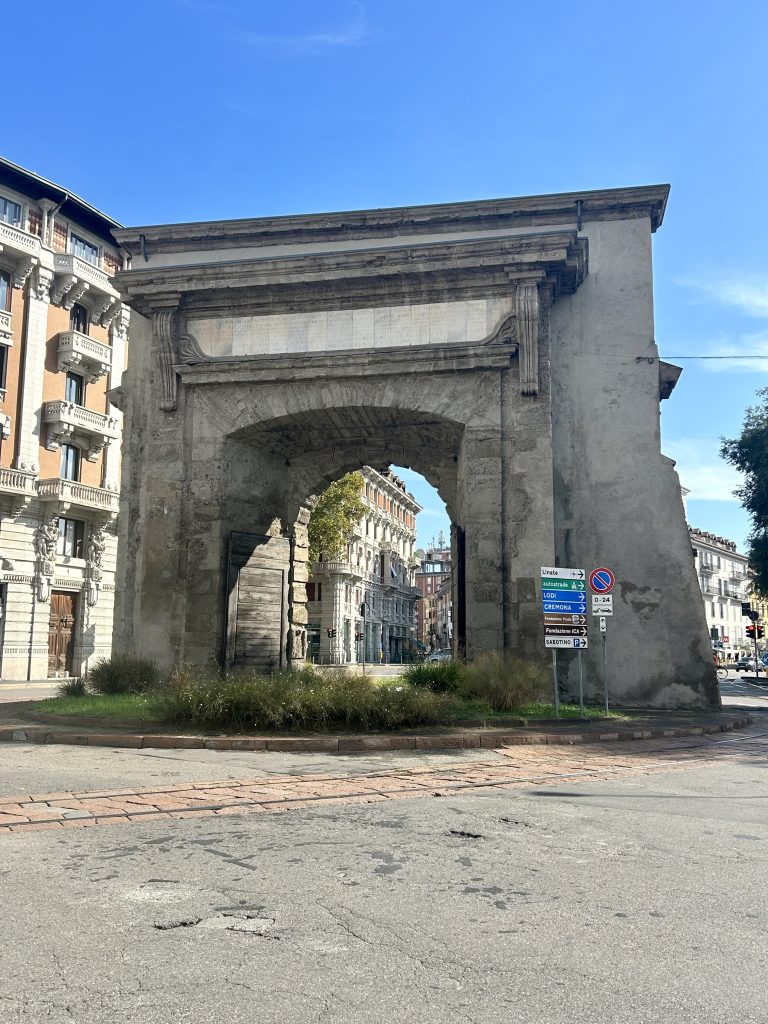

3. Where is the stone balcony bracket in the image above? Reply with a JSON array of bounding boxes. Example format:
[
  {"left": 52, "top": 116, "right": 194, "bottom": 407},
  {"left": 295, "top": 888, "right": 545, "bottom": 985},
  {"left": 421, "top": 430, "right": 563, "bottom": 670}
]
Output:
[
  {"left": 56, "top": 331, "right": 112, "bottom": 382},
  {"left": 51, "top": 253, "right": 119, "bottom": 314},
  {"left": 43, "top": 401, "right": 119, "bottom": 462},
  {"left": 36, "top": 477, "right": 120, "bottom": 518},
  {"left": 0, "top": 309, "right": 12, "bottom": 344}
]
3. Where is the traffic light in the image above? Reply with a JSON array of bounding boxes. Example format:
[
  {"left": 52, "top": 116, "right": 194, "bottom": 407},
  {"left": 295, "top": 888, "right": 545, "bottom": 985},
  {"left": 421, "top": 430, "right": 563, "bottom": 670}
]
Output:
[
  {"left": 326, "top": 628, "right": 337, "bottom": 638},
  {"left": 746, "top": 624, "right": 756, "bottom": 640},
  {"left": 759, "top": 624, "right": 765, "bottom": 640},
  {"left": 354, "top": 631, "right": 363, "bottom": 641}
]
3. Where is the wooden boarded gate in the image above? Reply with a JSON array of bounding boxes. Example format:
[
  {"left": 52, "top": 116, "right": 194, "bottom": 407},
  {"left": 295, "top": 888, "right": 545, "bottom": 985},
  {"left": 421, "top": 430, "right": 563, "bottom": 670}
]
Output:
[
  {"left": 225, "top": 532, "right": 290, "bottom": 671},
  {"left": 48, "top": 592, "right": 76, "bottom": 676}
]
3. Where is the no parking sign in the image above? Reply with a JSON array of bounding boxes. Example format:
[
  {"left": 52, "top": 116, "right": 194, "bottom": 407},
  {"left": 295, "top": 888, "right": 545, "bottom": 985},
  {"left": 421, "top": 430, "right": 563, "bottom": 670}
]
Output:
[{"left": 589, "top": 567, "right": 615, "bottom": 594}]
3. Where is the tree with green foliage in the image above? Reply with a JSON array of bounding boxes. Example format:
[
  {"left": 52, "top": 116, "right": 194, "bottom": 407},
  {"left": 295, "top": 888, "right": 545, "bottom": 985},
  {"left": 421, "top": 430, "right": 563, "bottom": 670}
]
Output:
[
  {"left": 721, "top": 388, "right": 768, "bottom": 596},
  {"left": 308, "top": 471, "right": 367, "bottom": 565}
]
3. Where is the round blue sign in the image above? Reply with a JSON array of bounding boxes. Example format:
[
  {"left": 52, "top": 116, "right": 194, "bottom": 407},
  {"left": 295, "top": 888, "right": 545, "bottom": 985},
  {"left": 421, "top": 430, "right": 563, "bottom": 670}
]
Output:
[
  {"left": 761, "top": 653, "right": 768, "bottom": 667},
  {"left": 589, "top": 567, "right": 615, "bottom": 594}
]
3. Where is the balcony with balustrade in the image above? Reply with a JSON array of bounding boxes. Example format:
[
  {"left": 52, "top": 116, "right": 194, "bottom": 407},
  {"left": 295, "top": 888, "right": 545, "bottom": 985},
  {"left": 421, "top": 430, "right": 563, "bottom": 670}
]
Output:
[
  {"left": 43, "top": 401, "right": 119, "bottom": 461},
  {"left": 56, "top": 331, "right": 112, "bottom": 382},
  {"left": 51, "top": 252, "right": 120, "bottom": 317},
  {"left": 36, "top": 477, "right": 120, "bottom": 516},
  {"left": 0, "top": 467, "right": 37, "bottom": 511},
  {"left": 0, "top": 221, "right": 43, "bottom": 288}
]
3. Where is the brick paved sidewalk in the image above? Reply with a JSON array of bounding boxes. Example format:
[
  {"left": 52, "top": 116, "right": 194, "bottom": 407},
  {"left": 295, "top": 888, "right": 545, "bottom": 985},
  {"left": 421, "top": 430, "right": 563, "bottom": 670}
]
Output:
[{"left": 2, "top": 729, "right": 760, "bottom": 836}]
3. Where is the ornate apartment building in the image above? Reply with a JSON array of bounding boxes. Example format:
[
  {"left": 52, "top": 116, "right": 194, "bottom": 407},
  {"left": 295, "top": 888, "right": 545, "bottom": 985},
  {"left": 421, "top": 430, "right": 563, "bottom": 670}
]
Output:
[
  {"left": 415, "top": 542, "right": 452, "bottom": 649},
  {"left": 307, "top": 467, "right": 421, "bottom": 664},
  {"left": 690, "top": 527, "right": 750, "bottom": 660},
  {"left": 0, "top": 158, "right": 127, "bottom": 678}
]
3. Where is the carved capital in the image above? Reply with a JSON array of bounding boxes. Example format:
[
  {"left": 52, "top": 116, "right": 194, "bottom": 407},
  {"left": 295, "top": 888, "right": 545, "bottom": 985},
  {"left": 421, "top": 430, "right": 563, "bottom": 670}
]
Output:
[
  {"left": 108, "top": 303, "right": 130, "bottom": 335},
  {"left": 31, "top": 266, "right": 53, "bottom": 303},
  {"left": 153, "top": 309, "right": 206, "bottom": 413},
  {"left": 515, "top": 279, "right": 542, "bottom": 397}
]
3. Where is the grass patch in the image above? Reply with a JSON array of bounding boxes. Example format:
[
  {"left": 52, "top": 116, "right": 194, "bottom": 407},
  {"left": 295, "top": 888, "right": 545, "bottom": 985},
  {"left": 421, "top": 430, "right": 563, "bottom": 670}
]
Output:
[
  {"left": 89, "top": 654, "right": 160, "bottom": 695},
  {"left": 38, "top": 693, "right": 164, "bottom": 720},
  {"left": 402, "top": 661, "right": 462, "bottom": 692},
  {"left": 156, "top": 666, "right": 457, "bottom": 732}
]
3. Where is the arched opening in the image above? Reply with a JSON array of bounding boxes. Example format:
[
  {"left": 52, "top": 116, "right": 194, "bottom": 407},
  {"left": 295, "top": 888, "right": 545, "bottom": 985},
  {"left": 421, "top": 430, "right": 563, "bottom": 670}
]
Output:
[{"left": 221, "top": 407, "right": 465, "bottom": 671}]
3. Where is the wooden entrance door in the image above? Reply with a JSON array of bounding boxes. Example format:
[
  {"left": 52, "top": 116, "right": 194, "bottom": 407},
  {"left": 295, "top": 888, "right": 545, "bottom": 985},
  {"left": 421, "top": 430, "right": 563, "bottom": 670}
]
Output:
[
  {"left": 48, "top": 592, "right": 76, "bottom": 676},
  {"left": 225, "top": 532, "right": 290, "bottom": 671}
]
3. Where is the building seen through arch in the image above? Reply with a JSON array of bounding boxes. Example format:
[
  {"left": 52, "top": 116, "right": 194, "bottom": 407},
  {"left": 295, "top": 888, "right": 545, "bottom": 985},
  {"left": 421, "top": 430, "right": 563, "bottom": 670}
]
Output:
[{"left": 307, "top": 466, "right": 421, "bottom": 664}]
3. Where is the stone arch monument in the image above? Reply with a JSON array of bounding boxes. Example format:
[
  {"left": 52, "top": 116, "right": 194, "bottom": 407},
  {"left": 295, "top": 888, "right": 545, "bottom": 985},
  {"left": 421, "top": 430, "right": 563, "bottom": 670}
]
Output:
[{"left": 112, "top": 185, "right": 718, "bottom": 708}]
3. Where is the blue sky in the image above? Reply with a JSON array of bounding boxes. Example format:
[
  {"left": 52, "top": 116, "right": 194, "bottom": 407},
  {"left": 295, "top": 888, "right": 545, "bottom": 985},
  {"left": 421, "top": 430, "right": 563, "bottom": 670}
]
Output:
[{"left": 7, "top": 0, "right": 768, "bottom": 550}]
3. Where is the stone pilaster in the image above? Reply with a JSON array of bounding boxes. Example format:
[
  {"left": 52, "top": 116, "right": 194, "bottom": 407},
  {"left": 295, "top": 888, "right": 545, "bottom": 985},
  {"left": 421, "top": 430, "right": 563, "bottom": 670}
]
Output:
[
  {"left": 514, "top": 275, "right": 544, "bottom": 397},
  {"left": 103, "top": 305, "right": 129, "bottom": 489},
  {"left": 14, "top": 267, "right": 53, "bottom": 473}
]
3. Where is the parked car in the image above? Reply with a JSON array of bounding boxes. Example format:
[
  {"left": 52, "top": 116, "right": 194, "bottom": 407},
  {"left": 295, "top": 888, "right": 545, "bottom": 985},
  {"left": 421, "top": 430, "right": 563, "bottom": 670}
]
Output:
[
  {"left": 427, "top": 648, "right": 452, "bottom": 663},
  {"left": 737, "top": 657, "right": 758, "bottom": 671}
]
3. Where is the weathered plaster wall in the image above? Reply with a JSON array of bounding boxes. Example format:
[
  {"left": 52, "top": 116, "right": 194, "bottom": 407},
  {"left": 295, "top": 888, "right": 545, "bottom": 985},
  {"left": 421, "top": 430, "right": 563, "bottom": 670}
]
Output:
[{"left": 549, "top": 217, "right": 718, "bottom": 707}]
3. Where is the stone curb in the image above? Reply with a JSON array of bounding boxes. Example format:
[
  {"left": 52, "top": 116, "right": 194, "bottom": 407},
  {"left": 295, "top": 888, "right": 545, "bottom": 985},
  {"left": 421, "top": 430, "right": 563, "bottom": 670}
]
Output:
[{"left": 0, "top": 716, "right": 751, "bottom": 753}]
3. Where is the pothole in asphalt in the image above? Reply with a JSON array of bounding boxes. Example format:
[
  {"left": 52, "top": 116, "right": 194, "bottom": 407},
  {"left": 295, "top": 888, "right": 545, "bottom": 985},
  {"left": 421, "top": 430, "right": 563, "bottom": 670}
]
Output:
[{"left": 154, "top": 913, "right": 279, "bottom": 937}]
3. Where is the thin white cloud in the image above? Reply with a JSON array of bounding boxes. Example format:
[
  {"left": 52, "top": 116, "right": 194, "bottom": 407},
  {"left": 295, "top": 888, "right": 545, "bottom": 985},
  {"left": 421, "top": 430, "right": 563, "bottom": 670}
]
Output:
[
  {"left": 690, "top": 276, "right": 768, "bottom": 319},
  {"left": 230, "top": 3, "right": 370, "bottom": 55},
  {"left": 665, "top": 437, "right": 743, "bottom": 502},
  {"left": 701, "top": 328, "right": 768, "bottom": 373}
]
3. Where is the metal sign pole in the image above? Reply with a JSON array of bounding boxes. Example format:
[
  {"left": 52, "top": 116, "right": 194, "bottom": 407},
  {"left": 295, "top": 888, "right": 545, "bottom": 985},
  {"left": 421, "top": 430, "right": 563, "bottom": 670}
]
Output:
[
  {"left": 602, "top": 632, "right": 609, "bottom": 717},
  {"left": 551, "top": 650, "right": 559, "bottom": 719},
  {"left": 577, "top": 648, "right": 584, "bottom": 719}
]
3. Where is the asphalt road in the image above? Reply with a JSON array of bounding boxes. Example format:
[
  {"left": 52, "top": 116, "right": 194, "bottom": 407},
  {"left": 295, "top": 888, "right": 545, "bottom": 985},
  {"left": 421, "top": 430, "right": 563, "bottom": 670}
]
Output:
[{"left": 1, "top": 716, "right": 768, "bottom": 1021}]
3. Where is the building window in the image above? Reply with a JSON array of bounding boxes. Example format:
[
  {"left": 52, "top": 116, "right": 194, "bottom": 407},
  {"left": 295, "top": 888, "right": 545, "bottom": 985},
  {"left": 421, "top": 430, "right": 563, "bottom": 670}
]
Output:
[
  {"left": 70, "top": 233, "right": 99, "bottom": 266},
  {"left": 60, "top": 443, "right": 80, "bottom": 482},
  {"left": 57, "top": 518, "right": 85, "bottom": 558},
  {"left": 0, "top": 345, "right": 7, "bottom": 396},
  {"left": 65, "top": 372, "right": 85, "bottom": 406},
  {"left": 0, "top": 195, "right": 21, "bottom": 227},
  {"left": 0, "top": 269, "right": 10, "bottom": 312},
  {"left": 70, "top": 303, "right": 89, "bottom": 335}
]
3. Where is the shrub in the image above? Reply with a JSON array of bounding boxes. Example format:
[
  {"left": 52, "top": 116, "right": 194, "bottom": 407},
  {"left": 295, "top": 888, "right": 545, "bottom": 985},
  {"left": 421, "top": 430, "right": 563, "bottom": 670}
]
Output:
[
  {"left": 402, "top": 660, "right": 462, "bottom": 692},
  {"left": 157, "top": 665, "right": 455, "bottom": 732},
  {"left": 458, "top": 652, "right": 548, "bottom": 711},
  {"left": 57, "top": 677, "right": 86, "bottom": 697},
  {"left": 88, "top": 654, "right": 160, "bottom": 695}
]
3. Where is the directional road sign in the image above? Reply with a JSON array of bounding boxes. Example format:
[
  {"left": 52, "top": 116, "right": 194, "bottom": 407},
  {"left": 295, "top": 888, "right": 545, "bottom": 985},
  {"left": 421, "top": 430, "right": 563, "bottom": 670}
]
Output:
[
  {"left": 545, "top": 637, "right": 589, "bottom": 649},
  {"left": 542, "top": 589, "right": 588, "bottom": 604},
  {"left": 541, "top": 567, "right": 586, "bottom": 581},
  {"left": 544, "top": 625, "right": 588, "bottom": 637},
  {"left": 589, "top": 567, "right": 615, "bottom": 594},
  {"left": 543, "top": 613, "right": 587, "bottom": 626},
  {"left": 762, "top": 653, "right": 768, "bottom": 668},
  {"left": 599, "top": 617, "right": 607, "bottom": 632},
  {"left": 543, "top": 600, "right": 587, "bottom": 614},
  {"left": 541, "top": 567, "right": 588, "bottom": 650}
]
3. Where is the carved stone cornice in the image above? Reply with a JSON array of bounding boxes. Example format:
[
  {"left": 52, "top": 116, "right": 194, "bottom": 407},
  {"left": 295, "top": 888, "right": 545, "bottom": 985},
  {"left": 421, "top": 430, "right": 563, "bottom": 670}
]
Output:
[
  {"left": 153, "top": 308, "right": 206, "bottom": 412},
  {"left": 120, "top": 231, "right": 588, "bottom": 319}
]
